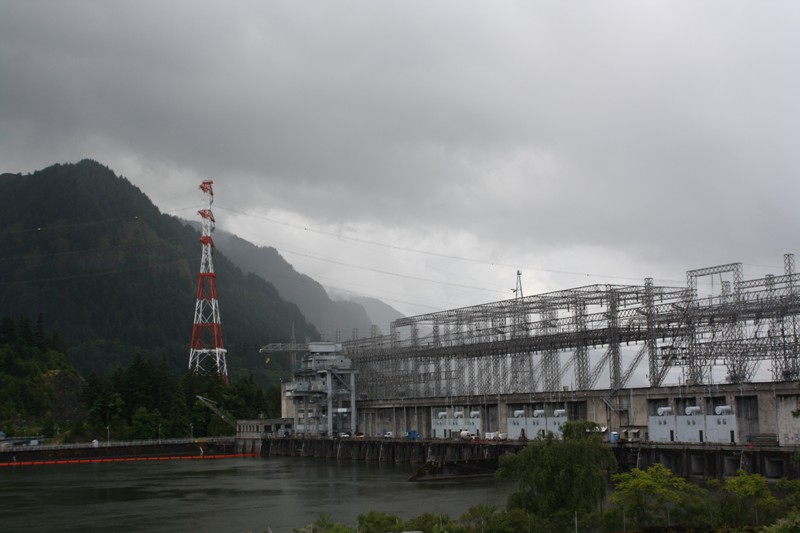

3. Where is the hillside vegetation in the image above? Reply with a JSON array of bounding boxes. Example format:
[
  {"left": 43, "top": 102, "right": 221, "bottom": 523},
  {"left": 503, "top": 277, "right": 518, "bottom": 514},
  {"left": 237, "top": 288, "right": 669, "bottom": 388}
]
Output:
[
  {"left": 0, "top": 160, "right": 316, "bottom": 384},
  {"left": 211, "top": 230, "right": 388, "bottom": 341},
  {"left": 0, "top": 315, "right": 278, "bottom": 440}
]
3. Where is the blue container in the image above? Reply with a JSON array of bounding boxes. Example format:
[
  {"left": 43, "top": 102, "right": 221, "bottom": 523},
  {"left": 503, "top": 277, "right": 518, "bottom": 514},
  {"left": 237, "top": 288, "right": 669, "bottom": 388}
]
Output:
[{"left": 610, "top": 432, "right": 619, "bottom": 444}]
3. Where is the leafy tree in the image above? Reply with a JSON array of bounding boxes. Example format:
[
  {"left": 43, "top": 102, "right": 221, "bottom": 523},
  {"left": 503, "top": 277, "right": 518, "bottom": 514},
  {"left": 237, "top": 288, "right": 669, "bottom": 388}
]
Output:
[
  {"left": 560, "top": 418, "right": 603, "bottom": 440},
  {"left": 775, "top": 477, "right": 800, "bottom": 514},
  {"left": 224, "top": 373, "right": 274, "bottom": 419},
  {"left": 484, "top": 508, "right": 542, "bottom": 533},
  {"left": 609, "top": 463, "right": 713, "bottom": 530},
  {"left": 496, "top": 420, "right": 616, "bottom": 531},
  {"left": 0, "top": 312, "right": 297, "bottom": 441},
  {"left": 762, "top": 509, "right": 800, "bottom": 533},
  {"left": 129, "top": 406, "right": 163, "bottom": 440},
  {"left": 357, "top": 511, "right": 404, "bottom": 533},
  {"left": 292, "top": 514, "right": 354, "bottom": 533},
  {"left": 207, "top": 414, "right": 234, "bottom": 437},
  {"left": 459, "top": 504, "right": 497, "bottom": 532},
  {"left": 404, "top": 512, "right": 455, "bottom": 533},
  {"left": 719, "top": 470, "right": 780, "bottom": 527}
]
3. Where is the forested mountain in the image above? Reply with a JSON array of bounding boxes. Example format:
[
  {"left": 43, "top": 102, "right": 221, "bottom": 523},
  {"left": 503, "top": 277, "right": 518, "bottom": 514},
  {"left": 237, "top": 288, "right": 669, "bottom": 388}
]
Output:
[
  {"left": 0, "top": 315, "right": 80, "bottom": 431},
  {"left": 211, "top": 230, "right": 403, "bottom": 341},
  {"left": 0, "top": 160, "right": 317, "bottom": 384},
  {"left": 0, "top": 315, "right": 278, "bottom": 441}
]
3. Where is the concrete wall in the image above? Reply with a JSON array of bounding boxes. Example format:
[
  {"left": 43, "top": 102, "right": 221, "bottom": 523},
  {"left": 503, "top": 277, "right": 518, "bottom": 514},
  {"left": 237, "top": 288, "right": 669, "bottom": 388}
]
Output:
[
  {"left": 236, "top": 418, "right": 292, "bottom": 439},
  {"left": 280, "top": 382, "right": 294, "bottom": 419},
  {"left": 777, "top": 394, "right": 800, "bottom": 446},
  {"left": 356, "top": 381, "right": 799, "bottom": 445}
]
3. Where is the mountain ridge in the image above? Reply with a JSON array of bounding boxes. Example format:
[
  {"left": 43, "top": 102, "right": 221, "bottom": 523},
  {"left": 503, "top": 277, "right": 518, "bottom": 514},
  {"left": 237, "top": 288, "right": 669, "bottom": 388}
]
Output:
[
  {"left": 1, "top": 159, "right": 405, "bottom": 385},
  {"left": 1, "top": 160, "right": 314, "bottom": 384},
  {"left": 209, "top": 229, "right": 404, "bottom": 341}
]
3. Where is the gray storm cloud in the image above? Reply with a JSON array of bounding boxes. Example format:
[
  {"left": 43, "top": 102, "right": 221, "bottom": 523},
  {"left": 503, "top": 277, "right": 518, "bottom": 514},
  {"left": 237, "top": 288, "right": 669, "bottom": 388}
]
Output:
[{"left": 2, "top": 0, "right": 798, "bottom": 314}]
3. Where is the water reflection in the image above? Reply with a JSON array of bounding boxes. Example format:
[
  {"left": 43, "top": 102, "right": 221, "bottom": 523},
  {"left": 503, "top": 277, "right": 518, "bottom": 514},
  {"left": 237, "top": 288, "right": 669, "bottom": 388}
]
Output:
[{"left": 0, "top": 457, "right": 511, "bottom": 532}]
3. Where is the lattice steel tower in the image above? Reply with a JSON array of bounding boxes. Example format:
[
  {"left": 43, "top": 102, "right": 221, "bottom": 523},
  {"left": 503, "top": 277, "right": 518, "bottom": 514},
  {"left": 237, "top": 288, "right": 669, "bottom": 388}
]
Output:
[{"left": 188, "top": 180, "right": 228, "bottom": 382}]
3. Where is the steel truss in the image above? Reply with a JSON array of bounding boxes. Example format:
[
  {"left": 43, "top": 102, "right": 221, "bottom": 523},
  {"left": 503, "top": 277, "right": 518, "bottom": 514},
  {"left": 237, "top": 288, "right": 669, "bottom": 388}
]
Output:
[{"left": 344, "top": 254, "right": 800, "bottom": 401}]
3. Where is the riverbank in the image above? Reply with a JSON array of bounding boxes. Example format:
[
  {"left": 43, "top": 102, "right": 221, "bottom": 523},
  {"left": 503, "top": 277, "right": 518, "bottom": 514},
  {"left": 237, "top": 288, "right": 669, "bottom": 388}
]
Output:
[{"left": 0, "top": 437, "right": 243, "bottom": 467}]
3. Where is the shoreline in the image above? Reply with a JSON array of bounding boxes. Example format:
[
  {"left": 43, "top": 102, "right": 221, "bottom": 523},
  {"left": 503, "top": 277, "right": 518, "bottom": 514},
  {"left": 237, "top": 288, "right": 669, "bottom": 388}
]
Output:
[{"left": 0, "top": 437, "right": 241, "bottom": 467}]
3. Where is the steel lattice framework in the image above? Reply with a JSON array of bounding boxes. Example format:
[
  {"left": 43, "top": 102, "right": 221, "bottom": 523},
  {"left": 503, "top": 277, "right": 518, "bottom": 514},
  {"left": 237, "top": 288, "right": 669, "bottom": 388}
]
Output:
[
  {"left": 343, "top": 254, "right": 800, "bottom": 401},
  {"left": 189, "top": 180, "right": 228, "bottom": 382}
]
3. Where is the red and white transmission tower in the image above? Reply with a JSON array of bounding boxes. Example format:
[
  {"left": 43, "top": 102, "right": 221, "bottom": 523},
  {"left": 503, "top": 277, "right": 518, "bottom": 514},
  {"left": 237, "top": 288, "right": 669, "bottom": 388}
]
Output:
[{"left": 188, "top": 180, "right": 228, "bottom": 383}]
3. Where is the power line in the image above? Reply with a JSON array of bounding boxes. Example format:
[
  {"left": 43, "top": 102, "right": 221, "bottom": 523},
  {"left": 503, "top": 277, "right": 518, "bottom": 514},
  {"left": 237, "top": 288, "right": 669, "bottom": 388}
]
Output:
[
  {"left": 308, "top": 269, "right": 466, "bottom": 312},
  {"left": 0, "top": 205, "right": 479, "bottom": 306},
  {"left": 1, "top": 213, "right": 153, "bottom": 236},
  {"left": 2, "top": 202, "right": 708, "bottom": 309},
  {"left": 0, "top": 236, "right": 186, "bottom": 264},
  {"left": 320, "top": 284, "right": 442, "bottom": 314},
  {"left": 215, "top": 204, "right": 686, "bottom": 284},
  {"left": 1, "top": 204, "right": 201, "bottom": 238},
  {"left": 0, "top": 259, "right": 187, "bottom": 286},
  {"left": 277, "top": 247, "right": 503, "bottom": 295}
]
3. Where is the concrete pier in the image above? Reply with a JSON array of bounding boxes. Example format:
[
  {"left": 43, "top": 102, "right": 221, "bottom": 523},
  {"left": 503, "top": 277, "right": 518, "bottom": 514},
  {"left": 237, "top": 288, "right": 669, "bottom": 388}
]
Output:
[
  {"left": 256, "top": 436, "right": 800, "bottom": 481},
  {"left": 613, "top": 441, "right": 800, "bottom": 480},
  {"left": 261, "top": 437, "right": 524, "bottom": 465}
]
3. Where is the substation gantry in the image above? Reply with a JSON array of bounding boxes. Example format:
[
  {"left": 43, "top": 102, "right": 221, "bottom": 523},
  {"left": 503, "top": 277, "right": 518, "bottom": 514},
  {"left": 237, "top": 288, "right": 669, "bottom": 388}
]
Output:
[{"left": 342, "top": 254, "right": 800, "bottom": 402}]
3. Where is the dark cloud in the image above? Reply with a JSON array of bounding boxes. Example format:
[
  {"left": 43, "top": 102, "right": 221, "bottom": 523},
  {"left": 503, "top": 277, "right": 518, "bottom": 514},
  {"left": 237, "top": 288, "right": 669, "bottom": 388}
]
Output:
[{"left": 2, "top": 1, "right": 798, "bottom": 314}]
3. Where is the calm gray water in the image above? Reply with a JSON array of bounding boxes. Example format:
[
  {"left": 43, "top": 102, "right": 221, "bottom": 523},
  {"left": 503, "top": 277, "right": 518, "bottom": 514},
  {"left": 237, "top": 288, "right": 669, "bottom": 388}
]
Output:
[{"left": 0, "top": 457, "right": 511, "bottom": 532}]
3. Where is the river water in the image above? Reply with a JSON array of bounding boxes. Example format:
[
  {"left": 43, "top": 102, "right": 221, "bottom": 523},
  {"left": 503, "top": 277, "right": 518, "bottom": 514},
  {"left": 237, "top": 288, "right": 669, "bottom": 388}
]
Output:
[{"left": 0, "top": 457, "right": 511, "bottom": 532}]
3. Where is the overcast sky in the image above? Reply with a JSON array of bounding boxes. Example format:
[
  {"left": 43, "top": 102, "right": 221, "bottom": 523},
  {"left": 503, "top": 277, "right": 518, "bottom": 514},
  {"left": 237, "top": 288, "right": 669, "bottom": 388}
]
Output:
[{"left": 2, "top": 0, "right": 799, "bottom": 323}]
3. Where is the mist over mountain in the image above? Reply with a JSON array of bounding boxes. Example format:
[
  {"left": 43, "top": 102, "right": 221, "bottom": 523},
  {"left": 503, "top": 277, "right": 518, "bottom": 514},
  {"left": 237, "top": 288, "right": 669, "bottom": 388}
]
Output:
[
  {"left": 0, "top": 160, "right": 317, "bottom": 384},
  {"left": 329, "top": 294, "right": 404, "bottom": 336},
  {"left": 210, "top": 230, "right": 404, "bottom": 341}
]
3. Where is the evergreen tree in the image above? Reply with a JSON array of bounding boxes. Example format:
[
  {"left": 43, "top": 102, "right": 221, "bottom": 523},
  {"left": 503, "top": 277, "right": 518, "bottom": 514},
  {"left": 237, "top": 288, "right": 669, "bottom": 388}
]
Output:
[
  {"left": 155, "top": 355, "right": 177, "bottom": 416},
  {"left": 0, "top": 316, "right": 82, "bottom": 434},
  {"left": 129, "top": 406, "right": 162, "bottom": 440},
  {"left": 0, "top": 160, "right": 319, "bottom": 383},
  {"left": 33, "top": 313, "right": 46, "bottom": 349},
  {"left": 0, "top": 317, "right": 16, "bottom": 344},
  {"left": 119, "top": 354, "right": 164, "bottom": 421},
  {"left": 167, "top": 380, "right": 191, "bottom": 438},
  {"left": 17, "top": 316, "right": 33, "bottom": 346}
]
